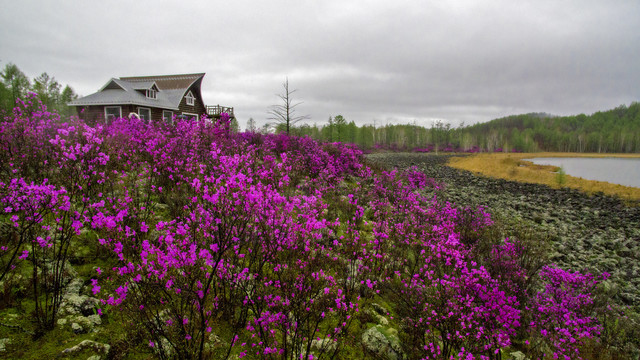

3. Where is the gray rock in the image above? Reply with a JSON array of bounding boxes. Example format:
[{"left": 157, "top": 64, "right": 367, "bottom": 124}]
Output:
[
  {"left": 203, "top": 332, "right": 227, "bottom": 354},
  {"left": 71, "top": 322, "right": 84, "bottom": 334},
  {"left": 87, "top": 356, "right": 101, "bottom": 360},
  {"left": 365, "top": 307, "right": 389, "bottom": 326},
  {"left": 311, "top": 338, "right": 337, "bottom": 353},
  {"left": 509, "top": 351, "right": 527, "bottom": 360},
  {"left": 152, "top": 337, "right": 174, "bottom": 357},
  {"left": 375, "top": 315, "right": 389, "bottom": 326},
  {"left": 61, "top": 340, "right": 110, "bottom": 356},
  {"left": 59, "top": 278, "right": 100, "bottom": 316},
  {"left": 0, "top": 338, "right": 11, "bottom": 352},
  {"left": 362, "top": 325, "right": 404, "bottom": 360},
  {"left": 153, "top": 203, "right": 169, "bottom": 212},
  {"left": 3, "top": 314, "right": 18, "bottom": 321},
  {"left": 43, "top": 260, "right": 78, "bottom": 287},
  {"left": 371, "top": 303, "right": 389, "bottom": 316},
  {"left": 61, "top": 294, "right": 100, "bottom": 316},
  {"left": 69, "top": 315, "right": 101, "bottom": 333}
]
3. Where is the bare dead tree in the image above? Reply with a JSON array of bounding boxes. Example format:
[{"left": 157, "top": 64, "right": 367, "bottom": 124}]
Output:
[{"left": 267, "top": 78, "right": 310, "bottom": 135}]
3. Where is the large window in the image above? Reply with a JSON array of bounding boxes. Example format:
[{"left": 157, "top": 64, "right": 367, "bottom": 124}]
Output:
[
  {"left": 163, "top": 110, "right": 173, "bottom": 123},
  {"left": 138, "top": 107, "right": 151, "bottom": 121},
  {"left": 105, "top": 106, "right": 122, "bottom": 122},
  {"left": 182, "top": 112, "right": 198, "bottom": 121},
  {"left": 185, "top": 91, "right": 195, "bottom": 106}
]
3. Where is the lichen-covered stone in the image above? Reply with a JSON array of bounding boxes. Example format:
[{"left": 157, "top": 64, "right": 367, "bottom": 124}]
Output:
[
  {"left": 362, "top": 325, "right": 404, "bottom": 360},
  {"left": 71, "top": 322, "right": 84, "bottom": 334},
  {"left": 61, "top": 340, "right": 110, "bottom": 356},
  {"left": 0, "top": 338, "right": 11, "bottom": 352}
]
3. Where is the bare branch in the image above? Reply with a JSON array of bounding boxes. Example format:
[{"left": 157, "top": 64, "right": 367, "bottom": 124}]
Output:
[{"left": 266, "top": 78, "right": 310, "bottom": 135}]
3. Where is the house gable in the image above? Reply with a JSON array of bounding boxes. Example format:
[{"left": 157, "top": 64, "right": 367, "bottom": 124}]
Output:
[
  {"left": 100, "top": 79, "right": 125, "bottom": 91},
  {"left": 177, "top": 82, "right": 206, "bottom": 117}
]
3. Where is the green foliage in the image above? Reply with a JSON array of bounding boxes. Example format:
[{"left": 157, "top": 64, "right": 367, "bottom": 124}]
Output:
[
  {"left": 229, "top": 117, "right": 239, "bottom": 133},
  {"left": 465, "top": 104, "right": 640, "bottom": 153},
  {"left": 1, "top": 63, "right": 31, "bottom": 112},
  {"left": 246, "top": 117, "right": 256, "bottom": 132},
  {"left": 294, "top": 103, "right": 640, "bottom": 154},
  {"left": 556, "top": 166, "right": 567, "bottom": 187},
  {"left": 0, "top": 63, "right": 77, "bottom": 118}
]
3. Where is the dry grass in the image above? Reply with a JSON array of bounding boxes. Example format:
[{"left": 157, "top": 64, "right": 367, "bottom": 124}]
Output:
[{"left": 448, "top": 152, "right": 640, "bottom": 202}]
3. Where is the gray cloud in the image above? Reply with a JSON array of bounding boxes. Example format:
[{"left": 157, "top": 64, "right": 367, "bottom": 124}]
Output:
[{"left": 1, "top": 0, "right": 638, "bottom": 129}]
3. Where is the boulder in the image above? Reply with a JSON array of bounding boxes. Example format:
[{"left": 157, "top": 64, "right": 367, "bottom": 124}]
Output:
[
  {"left": 68, "top": 314, "right": 102, "bottom": 334},
  {"left": 509, "top": 350, "right": 528, "bottom": 360},
  {"left": 61, "top": 340, "right": 110, "bottom": 356},
  {"left": 0, "top": 338, "right": 11, "bottom": 352},
  {"left": 59, "top": 278, "right": 100, "bottom": 316},
  {"left": 71, "top": 322, "right": 84, "bottom": 334},
  {"left": 362, "top": 325, "right": 404, "bottom": 360},
  {"left": 311, "top": 338, "right": 337, "bottom": 353}
]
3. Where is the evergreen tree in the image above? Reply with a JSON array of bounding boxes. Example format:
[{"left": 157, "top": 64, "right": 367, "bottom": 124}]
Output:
[
  {"left": 0, "top": 63, "right": 30, "bottom": 112},
  {"left": 246, "top": 117, "right": 256, "bottom": 132},
  {"left": 32, "top": 72, "right": 61, "bottom": 111}
]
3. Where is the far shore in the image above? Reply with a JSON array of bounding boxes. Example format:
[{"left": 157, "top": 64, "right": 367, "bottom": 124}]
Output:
[{"left": 448, "top": 152, "right": 640, "bottom": 202}]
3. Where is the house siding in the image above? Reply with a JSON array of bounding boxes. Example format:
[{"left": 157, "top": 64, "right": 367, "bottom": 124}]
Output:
[
  {"left": 178, "top": 83, "right": 206, "bottom": 118},
  {"left": 77, "top": 106, "right": 103, "bottom": 124},
  {"left": 77, "top": 105, "right": 184, "bottom": 124}
]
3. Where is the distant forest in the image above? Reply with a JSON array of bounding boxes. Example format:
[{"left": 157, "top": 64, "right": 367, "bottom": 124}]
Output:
[{"left": 282, "top": 103, "right": 640, "bottom": 153}]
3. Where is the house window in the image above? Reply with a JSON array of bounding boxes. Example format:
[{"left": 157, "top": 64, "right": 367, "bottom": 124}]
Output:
[
  {"left": 163, "top": 110, "right": 173, "bottom": 123},
  {"left": 146, "top": 89, "right": 157, "bottom": 99},
  {"left": 138, "top": 107, "right": 151, "bottom": 121},
  {"left": 185, "top": 91, "right": 195, "bottom": 106},
  {"left": 182, "top": 112, "right": 198, "bottom": 121},
  {"left": 105, "top": 106, "right": 122, "bottom": 122}
]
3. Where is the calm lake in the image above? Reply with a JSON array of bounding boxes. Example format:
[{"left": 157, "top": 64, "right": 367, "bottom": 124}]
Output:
[{"left": 524, "top": 157, "right": 640, "bottom": 188}]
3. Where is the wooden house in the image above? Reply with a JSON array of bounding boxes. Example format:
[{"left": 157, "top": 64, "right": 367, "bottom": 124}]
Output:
[{"left": 68, "top": 73, "right": 234, "bottom": 123}]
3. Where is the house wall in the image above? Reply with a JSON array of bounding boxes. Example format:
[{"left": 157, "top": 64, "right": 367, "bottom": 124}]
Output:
[
  {"left": 177, "top": 83, "right": 206, "bottom": 118},
  {"left": 77, "top": 105, "right": 177, "bottom": 124},
  {"left": 75, "top": 83, "right": 207, "bottom": 124},
  {"left": 76, "top": 106, "right": 105, "bottom": 124}
]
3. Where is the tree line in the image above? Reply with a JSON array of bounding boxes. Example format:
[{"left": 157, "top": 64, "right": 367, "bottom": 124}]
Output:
[
  {"left": 3, "top": 64, "right": 638, "bottom": 154},
  {"left": 0, "top": 63, "right": 78, "bottom": 117},
  {"left": 277, "top": 103, "right": 640, "bottom": 153}
]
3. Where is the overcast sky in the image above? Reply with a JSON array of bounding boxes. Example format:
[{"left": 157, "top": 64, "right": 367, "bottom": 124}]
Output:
[{"left": 1, "top": 0, "right": 638, "bottom": 129}]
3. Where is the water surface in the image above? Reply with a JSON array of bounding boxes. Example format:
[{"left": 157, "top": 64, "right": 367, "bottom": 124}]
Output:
[{"left": 524, "top": 157, "right": 640, "bottom": 188}]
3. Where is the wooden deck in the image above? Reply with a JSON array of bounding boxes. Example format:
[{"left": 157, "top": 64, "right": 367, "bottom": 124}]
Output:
[{"left": 206, "top": 105, "right": 234, "bottom": 118}]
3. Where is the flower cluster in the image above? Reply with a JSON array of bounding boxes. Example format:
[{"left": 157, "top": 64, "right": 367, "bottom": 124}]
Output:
[{"left": 0, "top": 99, "right": 613, "bottom": 358}]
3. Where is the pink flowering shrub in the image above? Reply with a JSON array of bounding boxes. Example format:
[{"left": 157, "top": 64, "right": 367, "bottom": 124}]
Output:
[
  {"left": 526, "top": 266, "right": 606, "bottom": 359},
  {"left": 0, "top": 99, "right": 621, "bottom": 358},
  {"left": 0, "top": 98, "right": 88, "bottom": 332}
]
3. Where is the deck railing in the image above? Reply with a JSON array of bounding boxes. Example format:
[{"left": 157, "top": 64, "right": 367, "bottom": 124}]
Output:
[{"left": 206, "top": 105, "right": 234, "bottom": 118}]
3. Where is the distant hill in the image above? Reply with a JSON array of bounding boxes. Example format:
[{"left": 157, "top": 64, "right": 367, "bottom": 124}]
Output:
[
  {"left": 286, "top": 102, "right": 640, "bottom": 153},
  {"left": 464, "top": 102, "right": 640, "bottom": 152}
]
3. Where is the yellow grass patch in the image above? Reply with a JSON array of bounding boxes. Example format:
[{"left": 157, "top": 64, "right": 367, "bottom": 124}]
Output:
[{"left": 448, "top": 152, "right": 640, "bottom": 202}]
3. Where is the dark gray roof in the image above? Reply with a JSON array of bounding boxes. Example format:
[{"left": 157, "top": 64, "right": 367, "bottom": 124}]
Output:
[
  {"left": 69, "top": 73, "right": 204, "bottom": 110},
  {"left": 122, "top": 73, "right": 204, "bottom": 90},
  {"left": 129, "top": 81, "right": 158, "bottom": 91}
]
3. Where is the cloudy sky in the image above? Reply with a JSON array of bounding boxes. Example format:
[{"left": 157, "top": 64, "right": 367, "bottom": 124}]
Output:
[{"left": 1, "top": 0, "right": 638, "bottom": 129}]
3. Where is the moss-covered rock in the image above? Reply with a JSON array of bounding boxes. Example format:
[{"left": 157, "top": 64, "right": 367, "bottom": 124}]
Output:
[{"left": 362, "top": 325, "right": 404, "bottom": 360}]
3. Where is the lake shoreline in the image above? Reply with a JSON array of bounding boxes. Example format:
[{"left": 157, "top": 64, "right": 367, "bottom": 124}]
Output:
[
  {"left": 447, "top": 152, "right": 640, "bottom": 201},
  {"left": 523, "top": 157, "right": 640, "bottom": 188}
]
